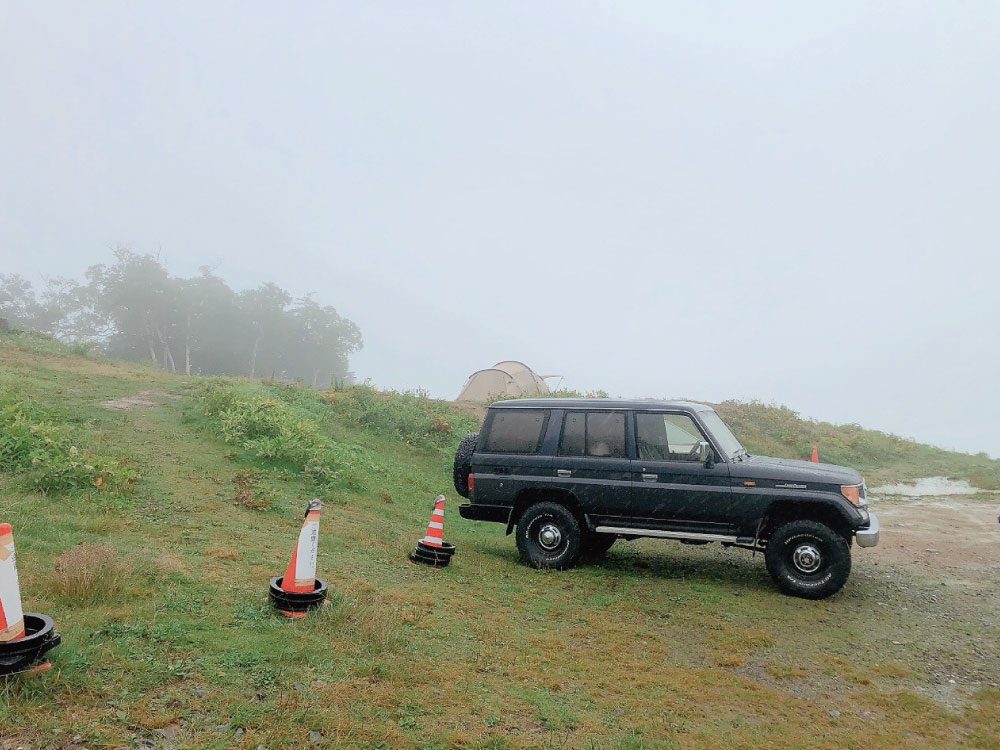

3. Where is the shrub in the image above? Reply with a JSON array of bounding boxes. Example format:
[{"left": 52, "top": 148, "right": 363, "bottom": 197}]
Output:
[
  {"left": 0, "top": 391, "right": 140, "bottom": 494},
  {"left": 193, "top": 379, "right": 341, "bottom": 489},
  {"left": 324, "top": 384, "right": 480, "bottom": 450}
]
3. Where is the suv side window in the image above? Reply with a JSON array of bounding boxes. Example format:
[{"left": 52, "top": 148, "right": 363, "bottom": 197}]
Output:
[
  {"left": 482, "top": 409, "right": 548, "bottom": 454},
  {"left": 559, "top": 411, "right": 626, "bottom": 458},
  {"left": 636, "top": 412, "right": 707, "bottom": 461}
]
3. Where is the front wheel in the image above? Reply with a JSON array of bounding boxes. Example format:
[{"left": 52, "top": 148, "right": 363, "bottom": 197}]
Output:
[
  {"left": 764, "top": 520, "right": 851, "bottom": 599},
  {"left": 516, "top": 502, "right": 582, "bottom": 570}
]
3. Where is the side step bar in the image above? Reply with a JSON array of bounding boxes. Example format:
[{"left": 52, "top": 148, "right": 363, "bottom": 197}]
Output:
[{"left": 594, "top": 525, "right": 739, "bottom": 544}]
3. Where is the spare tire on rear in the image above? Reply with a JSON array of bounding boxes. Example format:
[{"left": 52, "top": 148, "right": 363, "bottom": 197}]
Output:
[{"left": 453, "top": 432, "right": 479, "bottom": 498}]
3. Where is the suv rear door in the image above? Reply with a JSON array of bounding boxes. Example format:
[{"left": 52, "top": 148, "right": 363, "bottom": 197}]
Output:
[
  {"left": 474, "top": 408, "right": 553, "bottom": 506},
  {"left": 630, "top": 411, "right": 734, "bottom": 535},
  {"left": 551, "top": 409, "right": 632, "bottom": 525}
]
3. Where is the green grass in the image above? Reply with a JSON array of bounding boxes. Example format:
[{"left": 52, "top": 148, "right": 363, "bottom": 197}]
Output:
[{"left": 1, "top": 330, "right": 998, "bottom": 749}]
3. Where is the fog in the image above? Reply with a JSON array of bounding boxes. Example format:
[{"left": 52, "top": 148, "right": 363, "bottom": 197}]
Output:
[{"left": 2, "top": 2, "right": 998, "bottom": 457}]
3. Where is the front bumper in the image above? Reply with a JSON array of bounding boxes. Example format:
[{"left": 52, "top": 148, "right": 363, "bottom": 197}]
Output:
[{"left": 855, "top": 512, "right": 880, "bottom": 548}]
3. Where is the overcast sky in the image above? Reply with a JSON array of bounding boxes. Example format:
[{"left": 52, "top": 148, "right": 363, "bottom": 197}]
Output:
[{"left": 2, "top": 2, "right": 998, "bottom": 458}]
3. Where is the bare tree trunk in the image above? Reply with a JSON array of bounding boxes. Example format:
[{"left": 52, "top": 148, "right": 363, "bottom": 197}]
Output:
[
  {"left": 184, "top": 314, "right": 192, "bottom": 376},
  {"left": 311, "top": 368, "right": 319, "bottom": 388},
  {"left": 249, "top": 334, "right": 261, "bottom": 378},
  {"left": 163, "top": 342, "right": 176, "bottom": 373},
  {"left": 147, "top": 337, "right": 158, "bottom": 364},
  {"left": 155, "top": 326, "right": 176, "bottom": 373}
]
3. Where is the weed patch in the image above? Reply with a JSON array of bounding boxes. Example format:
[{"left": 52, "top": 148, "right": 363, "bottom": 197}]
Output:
[
  {"left": 0, "top": 390, "right": 140, "bottom": 494},
  {"left": 190, "top": 379, "right": 342, "bottom": 490},
  {"left": 51, "top": 543, "right": 131, "bottom": 603},
  {"left": 231, "top": 467, "right": 270, "bottom": 509}
]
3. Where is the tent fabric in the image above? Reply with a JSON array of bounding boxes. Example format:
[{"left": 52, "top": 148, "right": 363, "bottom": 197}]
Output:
[
  {"left": 456, "top": 362, "right": 550, "bottom": 401},
  {"left": 492, "top": 360, "right": 549, "bottom": 394}
]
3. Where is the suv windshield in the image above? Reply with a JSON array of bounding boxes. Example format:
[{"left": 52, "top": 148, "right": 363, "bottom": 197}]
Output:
[{"left": 697, "top": 410, "right": 745, "bottom": 459}]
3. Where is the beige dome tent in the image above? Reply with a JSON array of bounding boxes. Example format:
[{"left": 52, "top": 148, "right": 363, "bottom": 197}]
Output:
[{"left": 456, "top": 361, "right": 552, "bottom": 401}]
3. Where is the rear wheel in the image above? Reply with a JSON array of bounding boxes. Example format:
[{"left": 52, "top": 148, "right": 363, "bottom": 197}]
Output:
[
  {"left": 516, "top": 502, "right": 582, "bottom": 570},
  {"left": 452, "top": 432, "right": 479, "bottom": 498},
  {"left": 764, "top": 520, "right": 851, "bottom": 599}
]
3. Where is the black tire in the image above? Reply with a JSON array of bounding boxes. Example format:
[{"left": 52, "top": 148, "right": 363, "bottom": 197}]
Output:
[
  {"left": 581, "top": 532, "right": 616, "bottom": 557},
  {"left": 516, "top": 502, "right": 583, "bottom": 570},
  {"left": 452, "top": 432, "right": 479, "bottom": 498},
  {"left": 764, "top": 520, "right": 851, "bottom": 599}
]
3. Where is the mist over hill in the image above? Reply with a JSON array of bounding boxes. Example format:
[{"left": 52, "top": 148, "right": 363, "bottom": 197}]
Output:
[{"left": 0, "top": 249, "right": 361, "bottom": 386}]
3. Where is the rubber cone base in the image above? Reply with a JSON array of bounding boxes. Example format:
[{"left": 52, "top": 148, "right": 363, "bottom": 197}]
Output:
[
  {"left": 268, "top": 576, "right": 328, "bottom": 617},
  {"left": 409, "top": 540, "right": 456, "bottom": 568},
  {"left": 0, "top": 613, "right": 61, "bottom": 676}
]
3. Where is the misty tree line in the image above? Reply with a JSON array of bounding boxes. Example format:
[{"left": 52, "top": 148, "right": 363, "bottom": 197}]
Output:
[{"left": 0, "top": 249, "right": 362, "bottom": 386}]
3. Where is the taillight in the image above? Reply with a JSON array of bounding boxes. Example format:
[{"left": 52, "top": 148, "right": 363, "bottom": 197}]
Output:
[{"left": 468, "top": 473, "right": 474, "bottom": 494}]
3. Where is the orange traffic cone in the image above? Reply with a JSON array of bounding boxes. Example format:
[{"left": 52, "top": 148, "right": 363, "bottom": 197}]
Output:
[
  {"left": 0, "top": 523, "right": 61, "bottom": 675},
  {"left": 281, "top": 500, "right": 321, "bottom": 594},
  {"left": 410, "top": 495, "right": 456, "bottom": 568},
  {"left": 0, "top": 523, "right": 25, "bottom": 642},
  {"left": 811, "top": 445, "right": 819, "bottom": 463},
  {"left": 268, "top": 500, "right": 328, "bottom": 617},
  {"left": 420, "top": 495, "right": 445, "bottom": 548}
]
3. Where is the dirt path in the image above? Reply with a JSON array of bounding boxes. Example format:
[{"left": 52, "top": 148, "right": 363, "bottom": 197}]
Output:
[
  {"left": 872, "top": 496, "right": 1000, "bottom": 584},
  {"left": 101, "top": 389, "right": 180, "bottom": 410}
]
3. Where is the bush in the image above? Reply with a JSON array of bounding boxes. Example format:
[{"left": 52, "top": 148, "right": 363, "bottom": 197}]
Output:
[
  {"left": 0, "top": 391, "right": 140, "bottom": 494},
  {"left": 193, "top": 379, "right": 341, "bottom": 489},
  {"left": 324, "top": 384, "right": 480, "bottom": 450}
]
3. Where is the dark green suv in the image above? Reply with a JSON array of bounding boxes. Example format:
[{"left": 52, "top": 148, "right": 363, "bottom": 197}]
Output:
[{"left": 454, "top": 399, "right": 878, "bottom": 599}]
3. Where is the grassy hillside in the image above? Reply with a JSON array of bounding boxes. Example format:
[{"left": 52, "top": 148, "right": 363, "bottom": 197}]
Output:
[
  {"left": 714, "top": 401, "right": 1000, "bottom": 491},
  {"left": 1, "top": 329, "right": 998, "bottom": 749}
]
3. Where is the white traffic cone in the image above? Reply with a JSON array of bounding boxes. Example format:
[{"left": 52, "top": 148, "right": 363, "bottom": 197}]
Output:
[{"left": 0, "top": 523, "right": 25, "bottom": 642}]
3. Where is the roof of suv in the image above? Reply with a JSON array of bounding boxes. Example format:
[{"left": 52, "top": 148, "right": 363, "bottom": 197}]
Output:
[{"left": 491, "top": 398, "right": 713, "bottom": 412}]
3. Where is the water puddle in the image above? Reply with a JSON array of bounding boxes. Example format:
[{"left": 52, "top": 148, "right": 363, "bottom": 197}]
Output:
[{"left": 870, "top": 476, "right": 983, "bottom": 497}]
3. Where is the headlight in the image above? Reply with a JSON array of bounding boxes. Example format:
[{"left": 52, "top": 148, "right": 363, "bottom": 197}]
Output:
[{"left": 840, "top": 484, "right": 865, "bottom": 506}]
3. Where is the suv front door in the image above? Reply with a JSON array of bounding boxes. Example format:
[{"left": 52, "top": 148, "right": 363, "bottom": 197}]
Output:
[{"left": 630, "top": 411, "right": 734, "bottom": 535}]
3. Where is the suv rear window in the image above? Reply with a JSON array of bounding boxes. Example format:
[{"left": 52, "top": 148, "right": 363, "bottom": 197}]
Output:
[
  {"left": 559, "top": 411, "right": 626, "bottom": 458},
  {"left": 482, "top": 409, "right": 548, "bottom": 453}
]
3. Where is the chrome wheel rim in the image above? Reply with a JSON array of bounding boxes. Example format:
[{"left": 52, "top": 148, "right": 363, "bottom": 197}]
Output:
[
  {"left": 791, "top": 543, "right": 822, "bottom": 574},
  {"left": 537, "top": 523, "right": 562, "bottom": 550}
]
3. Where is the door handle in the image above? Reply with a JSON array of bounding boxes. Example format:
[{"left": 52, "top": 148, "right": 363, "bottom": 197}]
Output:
[
  {"left": 641, "top": 473, "right": 658, "bottom": 482},
  {"left": 556, "top": 469, "right": 572, "bottom": 478}
]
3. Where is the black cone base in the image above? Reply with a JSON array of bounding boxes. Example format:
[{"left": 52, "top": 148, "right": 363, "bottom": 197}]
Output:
[
  {"left": 268, "top": 576, "right": 328, "bottom": 616},
  {"left": 0, "top": 613, "right": 61, "bottom": 676},
  {"left": 409, "top": 540, "right": 456, "bottom": 568}
]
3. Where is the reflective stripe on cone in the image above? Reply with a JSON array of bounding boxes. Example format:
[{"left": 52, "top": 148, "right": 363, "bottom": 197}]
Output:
[{"left": 420, "top": 496, "right": 446, "bottom": 548}]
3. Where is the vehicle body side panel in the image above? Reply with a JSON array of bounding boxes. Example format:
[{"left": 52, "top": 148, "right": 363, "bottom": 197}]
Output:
[
  {"left": 471, "top": 453, "right": 554, "bottom": 508},
  {"left": 630, "top": 459, "right": 734, "bottom": 533},
  {"left": 551, "top": 456, "right": 632, "bottom": 524}
]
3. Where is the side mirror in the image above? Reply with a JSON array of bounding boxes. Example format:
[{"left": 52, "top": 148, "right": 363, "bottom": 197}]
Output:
[{"left": 698, "top": 441, "right": 713, "bottom": 467}]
